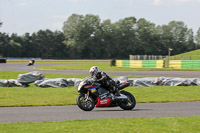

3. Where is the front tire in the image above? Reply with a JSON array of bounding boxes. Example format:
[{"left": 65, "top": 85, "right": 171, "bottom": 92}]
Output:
[
  {"left": 76, "top": 94, "right": 95, "bottom": 111},
  {"left": 119, "top": 91, "right": 136, "bottom": 110}
]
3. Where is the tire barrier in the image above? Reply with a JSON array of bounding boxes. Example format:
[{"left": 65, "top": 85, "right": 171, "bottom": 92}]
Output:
[
  {"left": 169, "top": 60, "right": 200, "bottom": 69},
  {"left": 0, "top": 71, "right": 82, "bottom": 87},
  {"left": 0, "top": 79, "right": 23, "bottom": 87},
  {"left": 1, "top": 72, "right": 200, "bottom": 87},
  {"left": 128, "top": 77, "right": 200, "bottom": 86},
  {"left": 116, "top": 60, "right": 163, "bottom": 68},
  {"left": 0, "top": 59, "right": 6, "bottom": 63}
]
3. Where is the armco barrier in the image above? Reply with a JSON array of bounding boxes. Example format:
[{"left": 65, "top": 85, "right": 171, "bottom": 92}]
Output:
[
  {"left": 169, "top": 60, "right": 200, "bottom": 69},
  {"left": 116, "top": 60, "right": 163, "bottom": 68},
  {"left": 117, "top": 60, "right": 200, "bottom": 69}
]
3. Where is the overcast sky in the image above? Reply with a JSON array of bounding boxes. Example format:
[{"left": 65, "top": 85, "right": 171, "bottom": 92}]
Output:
[{"left": 0, "top": 0, "right": 200, "bottom": 35}]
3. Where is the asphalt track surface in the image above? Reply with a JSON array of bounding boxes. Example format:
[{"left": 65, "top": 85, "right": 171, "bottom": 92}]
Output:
[
  {"left": 0, "top": 63, "right": 200, "bottom": 123},
  {"left": 1, "top": 102, "right": 200, "bottom": 123}
]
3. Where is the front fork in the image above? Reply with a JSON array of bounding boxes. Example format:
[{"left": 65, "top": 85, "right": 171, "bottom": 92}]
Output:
[{"left": 85, "top": 90, "right": 90, "bottom": 101}]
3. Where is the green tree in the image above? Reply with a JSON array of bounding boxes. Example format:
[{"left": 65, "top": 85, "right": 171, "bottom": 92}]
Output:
[
  {"left": 35, "top": 30, "right": 55, "bottom": 58},
  {"left": 19, "top": 33, "right": 39, "bottom": 57},
  {"left": 9, "top": 33, "right": 22, "bottom": 57},
  {"left": 0, "top": 33, "right": 22, "bottom": 57},
  {"left": 195, "top": 28, "right": 200, "bottom": 49},
  {"left": 110, "top": 17, "right": 138, "bottom": 58},
  {"left": 156, "top": 21, "right": 194, "bottom": 55},
  {"left": 62, "top": 14, "right": 101, "bottom": 59},
  {"left": 50, "top": 31, "right": 67, "bottom": 58},
  {"left": 0, "top": 33, "right": 10, "bottom": 57},
  {"left": 80, "top": 14, "right": 101, "bottom": 58},
  {"left": 99, "top": 19, "right": 115, "bottom": 58},
  {"left": 136, "top": 18, "right": 156, "bottom": 55},
  {"left": 33, "top": 30, "right": 67, "bottom": 58},
  {"left": 185, "top": 29, "right": 195, "bottom": 51},
  {"left": 0, "top": 21, "right": 2, "bottom": 27},
  {"left": 62, "top": 14, "right": 84, "bottom": 58}
]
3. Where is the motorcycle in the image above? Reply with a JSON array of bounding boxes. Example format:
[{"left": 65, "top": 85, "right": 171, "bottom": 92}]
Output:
[{"left": 76, "top": 77, "right": 136, "bottom": 111}]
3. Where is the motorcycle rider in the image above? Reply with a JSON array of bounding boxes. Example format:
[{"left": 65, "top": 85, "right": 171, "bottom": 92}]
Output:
[{"left": 89, "top": 66, "right": 120, "bottom": 96}]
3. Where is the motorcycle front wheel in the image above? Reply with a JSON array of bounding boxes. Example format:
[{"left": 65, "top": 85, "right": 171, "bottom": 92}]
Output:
[
  {"left": 76, "top": 94, "right": 95, "bottom": 111},
  {"left": 119, "top": 91, "right": 136, "bottom": 110}
]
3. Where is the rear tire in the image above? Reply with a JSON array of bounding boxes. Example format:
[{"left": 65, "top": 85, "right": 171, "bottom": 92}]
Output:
[
  {"left": 76, "top": 94, "right": 95, "bottom": 111},
  {"left": 119, "top": 91, "right": 136, "bottom": 110}
]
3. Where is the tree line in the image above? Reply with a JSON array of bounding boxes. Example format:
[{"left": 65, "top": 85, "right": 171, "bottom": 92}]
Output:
[{"left": 1, "top": 14, "right": 200, "bottom": 59}]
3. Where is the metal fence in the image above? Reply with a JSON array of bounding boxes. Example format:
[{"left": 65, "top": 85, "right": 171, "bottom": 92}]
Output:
[
  {"left": 129, "top": 55, "right": 167, "bottom": 60},
  {"left": 3, "top": 57, "right": 42, "bottom": 60}
]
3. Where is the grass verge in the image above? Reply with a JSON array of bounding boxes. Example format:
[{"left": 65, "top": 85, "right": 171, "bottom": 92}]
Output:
[
  {"left": 0, "top": 116, "right": 200, "bottom": 133},
  {"left": 0, "top": 86, "right": 200, "bottom": 107},
  {"left": 1, "top": 70, "right": 200, "bottom": 107},
  {"left": 36, "top": 63, "right": 200, "bottom": 71},
  {"left": 6, "top": 59, "right": 110, "bottom": 64},
  {"left": 0, "top": 71, "right": 87, "bottom": 79}
]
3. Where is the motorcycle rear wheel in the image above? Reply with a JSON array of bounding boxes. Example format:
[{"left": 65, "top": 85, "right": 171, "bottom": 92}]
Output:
[
  {"left": 76, "top": 94, "right": 95, "bottom": 111},
  {"left": 119, "top": 91, "right": 136, "bottom": 110}
]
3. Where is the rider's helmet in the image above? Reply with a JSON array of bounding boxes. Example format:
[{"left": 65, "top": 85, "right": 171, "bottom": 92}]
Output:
[{"left": 89, "top": 66, "right": 99, "bottom": 78}]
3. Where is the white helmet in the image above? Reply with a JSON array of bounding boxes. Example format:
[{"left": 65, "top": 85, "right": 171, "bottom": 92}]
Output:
[{"left": 89, "top": 66, "right": 99, "bottom": 77}]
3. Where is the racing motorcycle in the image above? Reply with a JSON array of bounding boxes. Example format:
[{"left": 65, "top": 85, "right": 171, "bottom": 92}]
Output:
[{"left": 76, "top": 77, "right": 136, "bottom": 111}]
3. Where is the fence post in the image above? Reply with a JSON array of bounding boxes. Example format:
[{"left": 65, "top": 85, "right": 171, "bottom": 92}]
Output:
[
  {"left": 144, "top": 55, "right": 147, "bottom": 60},
  {"left": 129, "top": 55, "right": 133, "bottom": 60},
  {"left": 137, "top": 55, "right": 140, "bottom": 60},
  {"left": 189, "top": 55, "right": 191, "bottom": 60},
  {"left": 167, "top": 56, "right": 169, "bottom": 68}
]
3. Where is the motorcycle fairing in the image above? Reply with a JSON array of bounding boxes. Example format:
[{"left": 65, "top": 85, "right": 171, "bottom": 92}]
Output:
[
  {"left": 97, "top": 87, "right": 109, "bottom": 95},
  {"left": 95, "top": 97, "right": 111, "bottom": 107},
  {"left": 87, "top": 86, "right": 99, "bottom": 93}
]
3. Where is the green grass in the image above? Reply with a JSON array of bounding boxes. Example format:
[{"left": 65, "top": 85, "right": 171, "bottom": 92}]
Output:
[
  {"left": 0, "top": 116, "right": 200, "bottom": 133},
  {"left": 125, "top": 86, "right": 200, "bottom": 103},
  {"left": 168, "top": 49, "right": 200, "bottom": 60},
  {"left": 0, "top": 70, "right": 140, "bottom": 79},
  {"left": 6, "top": 59, "right": 110, "bottom": 64},
  {"left": 1, "top": 71, "right": 200, "bottom": 107},
  {"left": 0, "top": 71, "right": 87, "bottom": 79},
  {"left": 0, "top": 85, "right": 200, "bottom": 107},
  {"left": 36, "top": 64, "right": 128, "bottom": 71},
  {"left": 0, "top": 71, "right": 24, "bottom": 79},
  {"left": 0, "top": 85, "right": 78, "bottom": 107},
  {"left": 36, "top": 63, "right": 200, "bottom": 71},
  {"left": 177, "top": 49, "right": 200, "bottom": 56}
]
